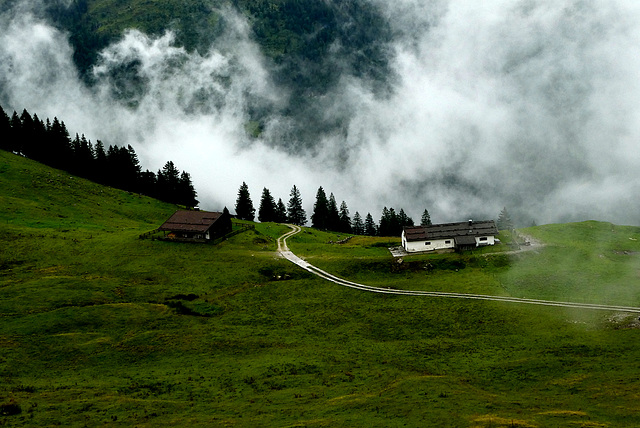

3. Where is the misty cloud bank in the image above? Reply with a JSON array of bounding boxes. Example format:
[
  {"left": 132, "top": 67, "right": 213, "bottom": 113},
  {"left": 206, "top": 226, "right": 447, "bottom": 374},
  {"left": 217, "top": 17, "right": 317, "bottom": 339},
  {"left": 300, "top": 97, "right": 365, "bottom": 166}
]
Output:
[{"left": 1, "top": 0, "right": 639, "bottom": 226}]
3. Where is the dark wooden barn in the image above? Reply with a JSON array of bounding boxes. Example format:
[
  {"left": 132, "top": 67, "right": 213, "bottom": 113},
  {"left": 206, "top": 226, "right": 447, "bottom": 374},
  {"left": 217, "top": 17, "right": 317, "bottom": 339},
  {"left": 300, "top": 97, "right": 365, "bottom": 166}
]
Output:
[{"left": 158, "top": 210, "right": 232, "bottom": 242}]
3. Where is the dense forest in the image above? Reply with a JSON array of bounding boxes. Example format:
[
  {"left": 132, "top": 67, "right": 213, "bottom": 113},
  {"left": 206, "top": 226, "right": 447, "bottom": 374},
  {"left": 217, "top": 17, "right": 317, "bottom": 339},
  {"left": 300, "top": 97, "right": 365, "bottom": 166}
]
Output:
[{"left": 0, "top": 105, "right": 199, "bottom": 207}]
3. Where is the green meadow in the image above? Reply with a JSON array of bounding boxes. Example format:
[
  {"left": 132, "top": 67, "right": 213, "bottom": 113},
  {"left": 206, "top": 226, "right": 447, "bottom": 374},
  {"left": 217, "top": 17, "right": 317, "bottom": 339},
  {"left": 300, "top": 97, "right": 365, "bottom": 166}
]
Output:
[{"left": 2, "top": 150, "right": 640, "bottom": 427}]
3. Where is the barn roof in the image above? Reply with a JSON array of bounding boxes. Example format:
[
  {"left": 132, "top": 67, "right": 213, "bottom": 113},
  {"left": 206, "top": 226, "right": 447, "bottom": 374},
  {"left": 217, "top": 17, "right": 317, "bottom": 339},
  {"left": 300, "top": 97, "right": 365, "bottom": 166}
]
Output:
[
  {"left": 403, "top": 220, "right": 498, "bottom": 242},
  {"left": 158, "top": 210, "right": 224, "bottom": 233}
]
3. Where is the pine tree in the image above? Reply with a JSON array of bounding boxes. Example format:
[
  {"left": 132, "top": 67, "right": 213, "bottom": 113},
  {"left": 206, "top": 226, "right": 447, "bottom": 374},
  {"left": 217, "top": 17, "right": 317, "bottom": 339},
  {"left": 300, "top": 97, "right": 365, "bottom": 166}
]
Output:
[
  {"left": 235, "top": 182, "right": 255, "bottom": 221},
  {"left": 139, "top": 169, "right": 157, "bottom": 198},
  {"left": 9, "top": 111, "right": 21, "bottom": 154},
  {"left": 311, "top": 186, "right": 329, "bottom": 230},
  {"left": 389, "top": 208, "right": 400, "bottom": 236},
  {"left": 497, "top": 207, "right": 514, "bottom": 231},
  {"left": 338, "top": 201, "right": 352, "bottom": 233},
  {"left": 178, "top": 171, "right": 198, "bottom": 207},
  {"left": 275, "top": 198, "right": 288, "bottom": 223},
  {"left": 351, "top": 211, "right": 364, "bottom": 235},
  {"left": 157, "top": 160, "right": 181, "bottom": 203},
  {"left": 70, "top": 134, "right": 95, "bottom": 178},
  {"left": 378, "top": 207, "right": 404, "bottom": 236},
  {"left": 48, "top": 117, "right": 72, "bottom": 169},
  {"left": 420, "top": 209, "right": 432, "bottom": 226},
  {"left": 30, "top": 114, "right": 47, "bottom": 161},
  {"left": 287, "top": 185, "right": 307, "bottom": 226},
  {"left": 398, "top": 208, "right": 413, "bottom": 228},
  {"left": 378, "top": 207, "right": 391, "bottom": 236},
  {"left": 364, "top": 212, "right": 377, "bottom": 236},
  {"left": 105, "top": 145, "right": 141, "bottom": 192},
  {"left": 93, "top": 140, "right": 108, "bottom": 183},
  {"left": 327, "top": 193, "right": 340, "bottom": 231},
  {"left": 0, "top": 106, "right": 10, "bottom": 151},
  {"left": 19, "top": 109, "right": 34, "bottom": 156},
  {"left": 258, "top": 187, "right": 277, "bottom": 222}
]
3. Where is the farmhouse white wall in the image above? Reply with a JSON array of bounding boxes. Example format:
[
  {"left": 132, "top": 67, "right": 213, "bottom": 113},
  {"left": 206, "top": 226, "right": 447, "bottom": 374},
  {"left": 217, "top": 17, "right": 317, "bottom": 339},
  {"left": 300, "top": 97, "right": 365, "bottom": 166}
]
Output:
[
  {"left": 475, "top": 236, "right": 495, "bottom": 246},
  {"left": 402, "top": 232, "right": 455, "bottom": 253},
  {"left": 402, "top": 231, "right": 496, "bottom": 252}
]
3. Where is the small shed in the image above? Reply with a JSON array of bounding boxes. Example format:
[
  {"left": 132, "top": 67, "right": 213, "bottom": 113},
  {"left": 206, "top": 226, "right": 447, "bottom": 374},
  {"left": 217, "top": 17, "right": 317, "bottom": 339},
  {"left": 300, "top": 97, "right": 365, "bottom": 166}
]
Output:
[
  {"left": 158, "top": 210, "right": 232, "bottom": 242},
  {"left": 402, "top": 219, "right": 499, "bottom": 253}
]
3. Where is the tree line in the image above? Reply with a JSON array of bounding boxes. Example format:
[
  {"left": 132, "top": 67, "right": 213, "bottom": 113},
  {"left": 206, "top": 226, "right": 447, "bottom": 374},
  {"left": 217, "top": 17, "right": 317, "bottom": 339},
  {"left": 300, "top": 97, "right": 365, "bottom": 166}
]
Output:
[
  {"left": 235, "top": 182, "right": 434, "bottom": 236},
  {"left": 0, "top": 106, "right": 198, "bottom": 207}
]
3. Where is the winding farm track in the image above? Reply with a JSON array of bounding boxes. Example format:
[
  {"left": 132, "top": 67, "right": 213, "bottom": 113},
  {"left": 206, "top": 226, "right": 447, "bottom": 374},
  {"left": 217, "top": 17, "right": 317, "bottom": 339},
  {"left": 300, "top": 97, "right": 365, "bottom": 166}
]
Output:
[{"left": 277, "top": 224, "right": 640, "bottom": 314}]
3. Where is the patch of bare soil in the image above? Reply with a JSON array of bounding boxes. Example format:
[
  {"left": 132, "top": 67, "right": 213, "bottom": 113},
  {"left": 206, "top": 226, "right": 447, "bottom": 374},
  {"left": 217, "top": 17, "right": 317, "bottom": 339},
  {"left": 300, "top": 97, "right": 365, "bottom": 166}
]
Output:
[
  {"left": 518, "top": 234, "right": 544, "bottom": 249},
  {"left": 607, "top": 312, "right": 640, "bottom": 329},
  {"left": 613, "top": 250, "right": 640, "bottom": 256}
]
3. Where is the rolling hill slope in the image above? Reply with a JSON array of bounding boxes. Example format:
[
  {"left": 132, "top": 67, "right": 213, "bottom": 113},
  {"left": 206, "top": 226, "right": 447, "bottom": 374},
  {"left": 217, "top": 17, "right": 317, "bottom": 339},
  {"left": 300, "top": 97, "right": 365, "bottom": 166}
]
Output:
[{"left": 2, "top": 150, "right": 640, "bottom": 427}]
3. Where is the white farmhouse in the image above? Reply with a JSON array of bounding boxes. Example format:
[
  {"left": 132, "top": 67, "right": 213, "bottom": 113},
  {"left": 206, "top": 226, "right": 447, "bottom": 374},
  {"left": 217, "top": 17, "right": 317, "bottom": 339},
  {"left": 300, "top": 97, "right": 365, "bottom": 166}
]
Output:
[{"left": 402, "top": 220, "right": 499, "bottom": 253}]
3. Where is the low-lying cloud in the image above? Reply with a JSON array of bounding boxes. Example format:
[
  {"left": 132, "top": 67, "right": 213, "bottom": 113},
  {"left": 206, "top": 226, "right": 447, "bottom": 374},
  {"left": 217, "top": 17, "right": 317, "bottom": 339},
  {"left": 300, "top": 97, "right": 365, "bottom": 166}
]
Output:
[{"left": 1, "top": 0, "right": 639, "bottom": 226}]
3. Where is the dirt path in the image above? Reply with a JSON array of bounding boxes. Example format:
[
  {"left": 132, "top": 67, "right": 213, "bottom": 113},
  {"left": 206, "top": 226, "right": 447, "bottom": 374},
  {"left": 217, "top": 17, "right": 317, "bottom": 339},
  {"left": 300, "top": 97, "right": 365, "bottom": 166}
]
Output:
[{"left": 276, "top": 224, "right": 640, "bottom": 314}]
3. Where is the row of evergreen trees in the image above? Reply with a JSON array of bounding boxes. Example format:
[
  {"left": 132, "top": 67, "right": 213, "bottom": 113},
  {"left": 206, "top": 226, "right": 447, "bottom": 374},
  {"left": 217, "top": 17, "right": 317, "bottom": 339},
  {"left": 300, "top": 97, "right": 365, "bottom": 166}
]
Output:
[
  {"left": 235, "top": 182, "right": 434, "bottom": 236},
  {"left": 0, "top": 106, "right": 198, "bottom": 207},
  {"left": 235, "top": 182, "right": 307, "bottom": 226}
]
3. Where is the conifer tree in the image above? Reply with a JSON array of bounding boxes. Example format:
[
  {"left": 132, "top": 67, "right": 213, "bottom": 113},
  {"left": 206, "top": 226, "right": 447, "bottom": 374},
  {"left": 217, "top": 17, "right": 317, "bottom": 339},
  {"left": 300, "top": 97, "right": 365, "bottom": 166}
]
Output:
[
  {"left": 379, "top": 207, "right": 404, "bottom": 236},
  {"left": 378, "top": 207, "right": 391, "bottom": 236},
  {"left": 30, "top": 114, "right": 47, "bottom": 161},
  {"left": 364, "top": 212, "right": 377, "bottom": 236},
  {"left": 338, "top": 201, "right": 352, "bottom": 233},
  {"left": 106, "top": 145, "right": 141, "bottom": 192},
  {"left": 93, "top": 140, "right": 108, "bottom": 183},
  {"left": 19, "top": 109, "right": 34, "bottom": 156},
  {"left": 235, "top": 181, "right": 255, "bottom": 221},
  {"left": 157, "top": 160, "right": 181, "bottom": 203},
  {"left": 351, "top": 211, "right": 364, "bottom": 235},
  {"left": 497, "top": 207, "right": 514, "bottom": 230},
  {"left": 258, "top": 187, "right": 277, "bottom": 222},
  {"left": 275, "top": 198, "right": 288, "bottom": 223},
  {"left": 139, "top": 169, "right": 157, "bottom": 198},
  {"left": 398, "top": 208, "right": 413, "bottom": 228},
  {"left": 0, "top": 106, "right": 10, "bottom": 151},
  {"left": 178, "top": 171, "right": 198, "bottom": 207},
  {"left": 421, "top": 209, "right": 432, "bottom": 226},
  {"left": 388, "top": 208, "right": 401, "bottom": 235},
  {"left": 71, "top": 133, "right": 81, "bottom": 156},
  {"left": 327, "top": 193, "right": 340, "bottom": 231},
  {"left": 287, "top": 185, "right": 306, "bottom": 226},
  {"left": 71, "top": 134, "right": 95, "bottom": 178},
  {"left": 311, "top": 186, "right": 329, "bottom": 230},
  {"left": 48, "top": 117, "right": 72, "bottom": 169},
  {"left": 9, "top": 111, "right": 21, "bottom": 154}
]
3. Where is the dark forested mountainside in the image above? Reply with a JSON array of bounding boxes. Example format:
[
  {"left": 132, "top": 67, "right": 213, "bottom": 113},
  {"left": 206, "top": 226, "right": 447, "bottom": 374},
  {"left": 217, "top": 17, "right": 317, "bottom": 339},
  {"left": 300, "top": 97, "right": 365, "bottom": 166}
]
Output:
[
  {"left": 36, "top": 0, "right": 392, "bottom": 85},
  {"left": 40, "top": 0, "right": 223, "bottom": 82},
  {"left": 0, "top": 0, "right": 393, "bottom": 148}
]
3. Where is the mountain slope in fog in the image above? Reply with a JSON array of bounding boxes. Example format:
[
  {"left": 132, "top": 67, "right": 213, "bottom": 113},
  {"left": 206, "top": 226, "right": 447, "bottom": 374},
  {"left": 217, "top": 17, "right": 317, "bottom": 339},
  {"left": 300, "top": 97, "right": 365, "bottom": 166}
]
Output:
[
  {"left": 36, "top": 0, "right": 393, "bottom": 146},
  {"left": 2, "top": 0, "right": 640, "bottom": 226}
]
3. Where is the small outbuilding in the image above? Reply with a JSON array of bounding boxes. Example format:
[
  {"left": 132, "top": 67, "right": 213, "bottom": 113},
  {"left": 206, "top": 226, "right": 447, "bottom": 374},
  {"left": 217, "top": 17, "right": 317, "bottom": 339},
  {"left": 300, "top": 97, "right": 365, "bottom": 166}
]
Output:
[
  {"left": 402, "top": 219, "right": 499, "bottom": 253},
  {"left": 158, "top": 210, "right": 232, "bottom": 242}
]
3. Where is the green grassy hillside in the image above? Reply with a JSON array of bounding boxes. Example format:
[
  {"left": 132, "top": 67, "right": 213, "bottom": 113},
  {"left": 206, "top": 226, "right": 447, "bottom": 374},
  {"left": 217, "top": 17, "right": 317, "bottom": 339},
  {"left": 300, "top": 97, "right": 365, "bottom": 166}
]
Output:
[{"left": 2, "top": 150, "right": 640, "bottom": 427}]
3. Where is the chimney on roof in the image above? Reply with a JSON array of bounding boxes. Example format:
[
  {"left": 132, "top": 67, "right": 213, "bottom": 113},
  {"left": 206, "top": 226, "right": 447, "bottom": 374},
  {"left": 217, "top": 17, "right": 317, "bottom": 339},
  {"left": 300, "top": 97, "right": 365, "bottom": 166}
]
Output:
[{"left": 469, "top": 219, "right": 473, "bottom": 233}]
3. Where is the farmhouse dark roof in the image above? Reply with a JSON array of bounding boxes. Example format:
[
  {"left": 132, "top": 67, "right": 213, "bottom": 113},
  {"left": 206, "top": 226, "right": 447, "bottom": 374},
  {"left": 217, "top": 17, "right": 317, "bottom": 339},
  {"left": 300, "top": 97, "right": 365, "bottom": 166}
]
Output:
[
  {"left": 403, "top": 220, "right": 498, "bottom": 242},
  {"left": 158, "top": 210, "right": 224, "bottom": 233}
]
